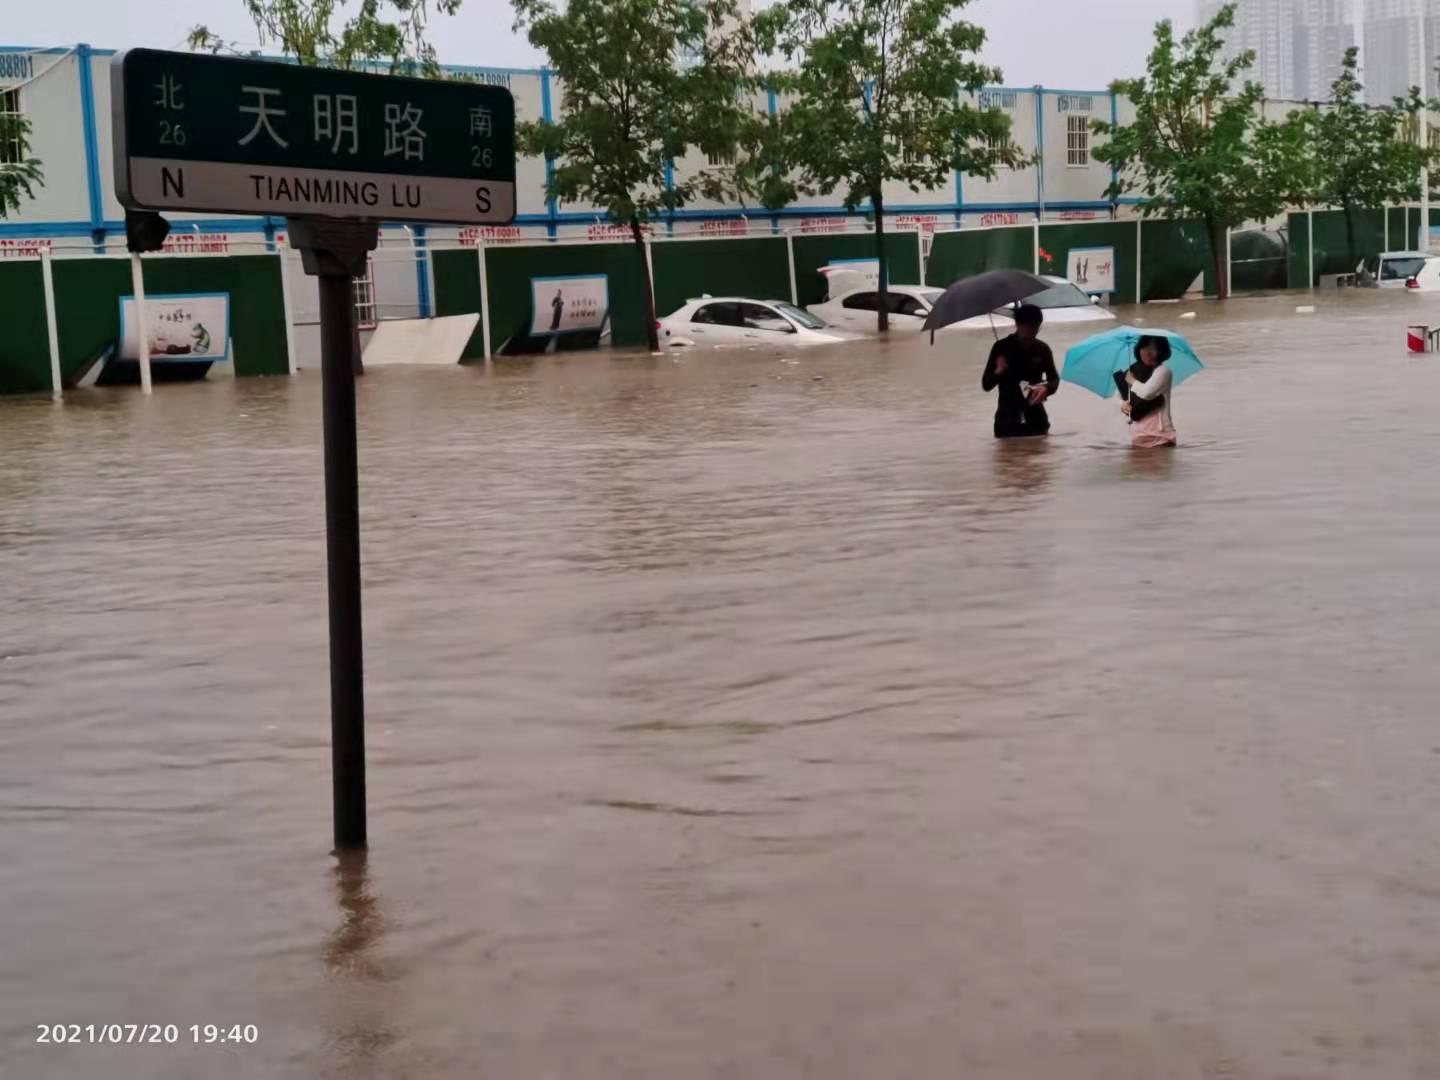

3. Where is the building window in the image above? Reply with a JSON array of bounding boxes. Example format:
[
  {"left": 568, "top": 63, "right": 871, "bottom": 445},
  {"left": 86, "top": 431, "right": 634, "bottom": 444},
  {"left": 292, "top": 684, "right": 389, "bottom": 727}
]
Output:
[
  {"left": 901, "top": 144, "right": 925, "bottom": 165},
  {"left": 352, "top": 261, "right": 377, "bottom": 330},
  {"left": 987, "top": 135, "right": 1011, "bottom": 168},
  {"left": 706, "top": 148, "right": 735, "bottom": 167},
  {"left": 0, "top": 90, "right": 23, "bottom": 165},
  {"left": 1066, "top": 114, "right": 1089, "bottom": 167}
]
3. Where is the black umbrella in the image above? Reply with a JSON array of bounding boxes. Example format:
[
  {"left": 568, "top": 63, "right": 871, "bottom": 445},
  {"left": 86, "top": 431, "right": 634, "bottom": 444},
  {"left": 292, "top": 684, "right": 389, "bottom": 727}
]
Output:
[{"left": 922, "top": 269, "right": 1051, "bottom": 342}]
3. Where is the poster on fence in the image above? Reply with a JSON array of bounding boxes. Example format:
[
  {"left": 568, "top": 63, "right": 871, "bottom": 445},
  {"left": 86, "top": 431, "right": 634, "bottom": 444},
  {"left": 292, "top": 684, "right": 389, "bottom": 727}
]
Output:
[
  {"left": 119, "top": 293, "right": 231, "bottom": 361},
  {"left": 530, "top": 275, "right": 610, "bottom": 335},
  {"left": 1066, "top": 247, "right": 1115, "bottom": 294}
]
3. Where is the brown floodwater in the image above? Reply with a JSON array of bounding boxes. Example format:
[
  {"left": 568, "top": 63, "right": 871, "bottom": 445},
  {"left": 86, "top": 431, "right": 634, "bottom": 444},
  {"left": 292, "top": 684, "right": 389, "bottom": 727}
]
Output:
[{"left": 4, "top": 290, "right": 1440, "bottom": 1080}]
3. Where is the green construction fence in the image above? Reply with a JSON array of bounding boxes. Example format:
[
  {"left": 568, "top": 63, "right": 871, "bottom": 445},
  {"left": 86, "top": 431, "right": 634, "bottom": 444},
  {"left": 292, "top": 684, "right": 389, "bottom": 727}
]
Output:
[
  {"left": 1287, "top": 208, "right": 1423, "bottom": 287},
  {"left": 434, "top": 242, "right": 653, "bottom": 356},
  {"left": 0, "top": 260, "right": 52, "bottom": 395},
  {"left": 492, "top": 241, "right": 651, "bottom": 349},
  {"left": 790, "top": 231, "right": 922, "bottom": 306},
  {"left": 432, "top": 248, "right": 486, "bottom": 357},
  {"left": 432, "top": 230, "right": 924, "bottom": 356},
  {"left": 1, "top": 254, "right": 290, "bottom": 396},
  {"left": 1286, "top": 216, "right": 1310, "bottom": 288},
  {"left": 1039, "top": 221, "right": 1142, "bottom": 305},
  {"left": 1139, "top": 220, "right": 1217, "bottom": 300},
  {"left": 653, "top": 236, "right": 791, "bottom": 315},
  {"left": 928, "top": 219, "right": 1215, "bottom": 301},
  {"left": 926, "top": 225, "right": 1033, "bottom": 287}
]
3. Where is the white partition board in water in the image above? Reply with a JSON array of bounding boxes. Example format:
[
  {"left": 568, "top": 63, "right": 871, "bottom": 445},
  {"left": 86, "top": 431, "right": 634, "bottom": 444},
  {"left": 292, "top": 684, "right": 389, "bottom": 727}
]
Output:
[{"left": 363, "top": 314, "right": 481, "bottom": 367}]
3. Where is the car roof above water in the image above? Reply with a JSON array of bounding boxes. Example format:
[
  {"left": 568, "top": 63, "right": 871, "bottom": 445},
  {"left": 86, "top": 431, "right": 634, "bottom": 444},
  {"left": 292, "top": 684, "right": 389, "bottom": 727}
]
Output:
[
  {"left": 682, "top": 296, "right": 784, "bottom": 305},
  {"left": 826, "top": 284, "right": 940, "bottom": 297}
]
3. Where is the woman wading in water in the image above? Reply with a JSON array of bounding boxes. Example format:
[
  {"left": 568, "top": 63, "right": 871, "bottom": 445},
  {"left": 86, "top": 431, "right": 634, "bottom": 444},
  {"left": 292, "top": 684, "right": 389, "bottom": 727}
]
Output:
[{"left": 1118, "top": 335, "right": 1178, "bottom": 448}]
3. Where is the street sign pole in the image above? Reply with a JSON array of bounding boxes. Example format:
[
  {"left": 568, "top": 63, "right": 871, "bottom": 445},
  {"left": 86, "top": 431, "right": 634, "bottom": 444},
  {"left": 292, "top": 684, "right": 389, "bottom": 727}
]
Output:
[
  {"left": 288, "top": 218, "right": 379, "bottom": 851},
  {"left": 322, "top": 268, "right": 365, "bottom": 849},
  {"left": 111, "top": 48, "right": 516, "bottom": 851}
]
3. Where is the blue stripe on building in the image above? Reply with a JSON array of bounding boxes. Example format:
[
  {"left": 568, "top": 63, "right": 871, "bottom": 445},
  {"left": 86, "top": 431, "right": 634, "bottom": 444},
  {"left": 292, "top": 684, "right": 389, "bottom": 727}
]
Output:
[
  {"left": 75, "top": 43, "right": 106, "bottom": 250},
  {"left": 540, "top": 67, "right": 557, "bottom": 238},
  {"left": 1033, "top": 88, "right": 1045, "bottom": 215}
]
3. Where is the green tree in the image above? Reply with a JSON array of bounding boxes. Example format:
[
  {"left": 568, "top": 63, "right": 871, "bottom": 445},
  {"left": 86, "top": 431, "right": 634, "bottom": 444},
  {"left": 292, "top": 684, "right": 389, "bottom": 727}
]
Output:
[
  {"left": 0, "top": 109, "right": 43, "bottom": 219},
  {"left": 1299, "top": 48, "right": 1432, "bottom": 274},
  {"left": 514, "top": 0, "right": 764, "bottom": 352},
  {"left": 189, "top": 0, "right": 462, "bottom": 72},
  {"left": 1093, "top": 3, "right": 1305, "bottom": 299},
  {"left": 756, "top": 0, "right": 1017, "bottom": 330}
]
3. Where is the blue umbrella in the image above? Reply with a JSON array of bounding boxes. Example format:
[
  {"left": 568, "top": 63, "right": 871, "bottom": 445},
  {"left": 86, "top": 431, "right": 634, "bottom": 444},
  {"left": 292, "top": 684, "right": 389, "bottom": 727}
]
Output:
[{"left": 1061, "top": 326, "right": 1205, "bottom": 398}]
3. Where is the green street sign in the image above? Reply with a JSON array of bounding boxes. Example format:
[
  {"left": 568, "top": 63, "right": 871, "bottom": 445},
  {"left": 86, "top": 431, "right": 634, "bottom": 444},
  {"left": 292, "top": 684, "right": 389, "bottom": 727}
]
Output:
[{"left": 112, "top": 49, "right": 516, "bottom": 224}]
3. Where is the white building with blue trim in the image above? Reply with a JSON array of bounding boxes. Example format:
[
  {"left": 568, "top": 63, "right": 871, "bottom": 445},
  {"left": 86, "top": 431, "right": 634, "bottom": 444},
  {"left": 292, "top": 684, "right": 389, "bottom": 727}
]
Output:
[
  {"left": 1, "top": 42, "right": 1136, "bottom": 238},
  {"left": 1, "top": 42, "right": 1137, "bottom": 334}
]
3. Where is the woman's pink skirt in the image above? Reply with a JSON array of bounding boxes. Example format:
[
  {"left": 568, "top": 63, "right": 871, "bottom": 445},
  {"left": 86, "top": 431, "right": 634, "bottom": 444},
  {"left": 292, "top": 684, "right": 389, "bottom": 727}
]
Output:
[{"left": 1131, "top": 409, "right": 1176, "bottom": 448}]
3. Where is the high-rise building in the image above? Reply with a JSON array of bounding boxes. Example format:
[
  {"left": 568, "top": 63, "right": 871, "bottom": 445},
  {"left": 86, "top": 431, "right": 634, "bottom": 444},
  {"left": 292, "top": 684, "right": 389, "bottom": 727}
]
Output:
[
  {"left": 1363, "top": 0, "right": 1428, "bottom": 104},
  {"left": 1198, "top": 0, "right": 1356, "bottom": 101},
  {"left": 1294, "top": 0, "right": 1357, "bottom": 100},
  {"left": 1426, "top": 2, "right": 1440, "bottom": 98},
  {"left": 1198, "top": 0, "right": 1298, "bottom": 99}
]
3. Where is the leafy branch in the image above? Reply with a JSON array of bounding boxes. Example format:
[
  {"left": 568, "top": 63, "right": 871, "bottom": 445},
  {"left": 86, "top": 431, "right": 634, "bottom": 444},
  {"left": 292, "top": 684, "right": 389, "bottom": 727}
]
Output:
[
  {"left": 189, "top": 0, "right": 462, "bottom": 73},
  {"left": 0, "top": 109, "right": 44, "bottom": 220}
]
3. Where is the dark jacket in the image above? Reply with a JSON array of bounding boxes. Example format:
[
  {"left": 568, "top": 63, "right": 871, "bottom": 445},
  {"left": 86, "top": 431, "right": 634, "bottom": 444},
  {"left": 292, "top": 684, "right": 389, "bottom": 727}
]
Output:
[
  {"left": 982, "top": 333, "right": 1060, "bottom": 438},
  {"left": 1114, "top": 362, "right": 1166, "bottom": 421}
]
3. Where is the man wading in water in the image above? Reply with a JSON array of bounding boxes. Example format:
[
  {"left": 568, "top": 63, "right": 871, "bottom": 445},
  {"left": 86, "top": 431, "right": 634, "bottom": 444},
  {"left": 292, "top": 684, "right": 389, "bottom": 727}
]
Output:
[{"left": 981, "top": 304, "right": 1060, "bottom": 439}]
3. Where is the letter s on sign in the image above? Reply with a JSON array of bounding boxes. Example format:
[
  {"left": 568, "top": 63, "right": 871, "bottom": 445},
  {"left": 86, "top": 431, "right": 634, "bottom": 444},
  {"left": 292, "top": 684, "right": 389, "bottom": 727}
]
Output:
[{"left": 475, "top": 187, "right": 492, "bottom": 214}]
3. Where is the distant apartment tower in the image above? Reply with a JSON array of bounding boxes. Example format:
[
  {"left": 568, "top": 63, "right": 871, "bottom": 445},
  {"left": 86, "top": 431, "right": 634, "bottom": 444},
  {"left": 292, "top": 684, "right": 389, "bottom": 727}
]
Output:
[
  {"left": 1295, "top": 0, "right": 1357, "bottom": 100},
  {"left": 1362, "top": 0, "right": 1440, "bottom": 103},
  {"left": 1198, "top": 0, "right": 1296, "bottom": 98},
  {"left": 1197, "top": 0, "right": 1355, "bottom": 100}
]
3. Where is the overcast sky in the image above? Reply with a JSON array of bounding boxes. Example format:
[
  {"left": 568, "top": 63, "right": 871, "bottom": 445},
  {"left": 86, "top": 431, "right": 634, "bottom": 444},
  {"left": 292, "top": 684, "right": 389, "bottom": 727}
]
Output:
[{"left": 9, "top": 0, "right": 1193, "bottom": 89}]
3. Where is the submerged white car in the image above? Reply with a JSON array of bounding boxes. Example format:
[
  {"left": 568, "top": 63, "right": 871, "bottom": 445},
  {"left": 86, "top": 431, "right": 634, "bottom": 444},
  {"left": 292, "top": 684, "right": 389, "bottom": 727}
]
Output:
[
  {"left": 807, "top": 284, "right": 945, "bottom": 332},
  {"left": 1358, "top": 252, "right": 1440, "bottom": 291},
  {"left": 808, "top": 276, "right": 1117, "bottom": 333},
  {"left": 658, "top": 297, "right": 860, "bottom": 349}
]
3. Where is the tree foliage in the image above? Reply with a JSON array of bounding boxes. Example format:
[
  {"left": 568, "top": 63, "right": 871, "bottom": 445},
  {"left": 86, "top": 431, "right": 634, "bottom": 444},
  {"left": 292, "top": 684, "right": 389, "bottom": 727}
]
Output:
[
  {"left": 1092, "top": 3, "right": 1305, "bottom": 297},
  {"left": 514, "top": 0, "right": 764, "bottom": 350},
  {"left": 0, "top": 109, "right": 44, "bottom": 220},
  {"left": 515, "top": 0, "right": 763, "bottom": 223},
  {"left": 189, "top": 0, "right": 462, "bottom": 72},
  {"left": 1297, "top": 48, "right": 1433, "bottom": 267},
  {"left": 756, "top": 0, "right": 1018, "bottom": 328}
]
